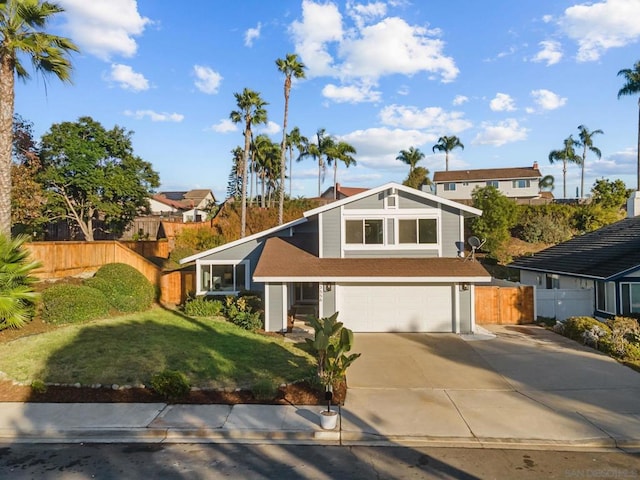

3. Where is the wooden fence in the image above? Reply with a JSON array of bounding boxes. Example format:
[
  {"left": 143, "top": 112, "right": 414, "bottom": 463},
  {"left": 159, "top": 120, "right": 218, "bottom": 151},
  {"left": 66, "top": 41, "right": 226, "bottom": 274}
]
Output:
[
  {"left": 24, "top": 241, "right": 192, "bottom": 305},
  {"left": 475, "top": 285, "right": 535, "bottom": 325}
]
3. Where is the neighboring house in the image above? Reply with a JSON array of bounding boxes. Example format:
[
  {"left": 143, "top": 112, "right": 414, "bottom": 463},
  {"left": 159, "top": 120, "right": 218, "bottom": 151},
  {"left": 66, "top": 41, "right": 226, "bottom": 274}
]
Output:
[
  {"left": 149, "top": 189, "right": 216, "bottom": 222},
  {"left": 432, "top": 163, "right": 543, "bottom": 202},
  {"left": 181, "top": 182, "right": 491, "bottom": 333},
  {"left": 510, "top": 196, "right": 640, "bottom": 318},
  {"left": 320, "top": 183, "right": 369, "bottom": 200}
]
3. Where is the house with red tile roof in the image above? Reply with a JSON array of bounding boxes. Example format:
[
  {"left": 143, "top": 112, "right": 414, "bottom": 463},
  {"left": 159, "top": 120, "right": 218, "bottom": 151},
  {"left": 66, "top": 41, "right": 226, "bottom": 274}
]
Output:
[
  {"left": 181, "top": 182, "right": 491, "bottom": 333},
  {"left": 149, "top": 189, "right": 216, "bottom": 222},
  {"left": 320, "top": 183, "right": 369, "bottom": 200}
]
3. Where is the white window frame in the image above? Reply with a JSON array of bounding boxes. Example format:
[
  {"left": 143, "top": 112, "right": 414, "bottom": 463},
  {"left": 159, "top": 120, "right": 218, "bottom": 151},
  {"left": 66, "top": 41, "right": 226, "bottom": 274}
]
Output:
[
  {"left": 444, "top": 183, "right": 456, "bottom": 191},
  {"left": 385, "top": 193, "right": 398, "bottom": 209},
  {"left": 197, "top": 260, "right": 250, "bottom": 296},
  {"left": 512, "top": 179, "right": 531, "bottom": 189},
  {"left": 486, "top": 180, "right": 499, "bottom": 188},
  {"left": 344, "top": 217, "right": 386, "bottom": 247},
  {"left": 396, "top": 217, "right": 439, "bottom": 248}
]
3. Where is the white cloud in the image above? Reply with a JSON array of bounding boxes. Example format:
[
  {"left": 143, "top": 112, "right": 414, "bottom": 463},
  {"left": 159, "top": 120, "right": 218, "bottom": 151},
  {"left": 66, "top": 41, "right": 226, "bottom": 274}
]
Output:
[
  {"left": 107, "top": 64, "right": 149, "bottom": 91},
  {"left": 244, "top": 22, "right": 262, "bottom": 47},
  {"left": 532, "top": 40, "right": 563, "bottom": 65},
  {"left": 210, "top": 119, "right": 237, "bottom": 134},
  {"left": 346, "top": 1, "right": 387, "bottom": 28},
  {"left": 559, "top": 0, "right": 640, "bottom": 62},
  {"left": 257, "top": 121, "right": 281, "bottom": 135},
  {"left": 489, "top": 93, "right": 516, "bottom": 112},
  {"left": 473, "top": 119, "right": 528, "bottom": 146},
  {"left": 59, "top": 0, "right": 150, "bottom": 60},
  {"left": 124, "top": 110, "right": 183, "bottom": 122},
  {"left": 452, "top": 95, "right": 468, "bottom": 106},
  {"left": 322, "top": 82, "right": 381, "bottom": 103},
  {"left": 379, "top": 104, "right": 472, "bottom": 133},
  {"left": 530, "top": 89, "right": 567, "bottom": 111},
  {"left": 193, "top": 65, "right": 223, "bottom": 94}
]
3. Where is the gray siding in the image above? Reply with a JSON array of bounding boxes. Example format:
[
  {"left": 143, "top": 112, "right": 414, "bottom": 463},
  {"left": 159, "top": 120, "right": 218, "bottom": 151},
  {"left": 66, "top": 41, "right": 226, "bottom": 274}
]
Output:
[
  {"left": 459, "top": 287, "right": 472, "bottom": 333},
  {"left": 267, "top": 283, "right": 285, "bottom": 331},
  {"left": 320, "top": 209, "right": 341, "bottom": 258},
  {"left": 344, "top": 192, "right": 385, "bottom": 209},
  {"left": 441, "top": 204, "right": 463, "bottom": 257},
  {"left": 398, "top": 190, "right": 439, "bottom": 209},
  {"left": 321, "top": 285, "right": 336, "bottom": 317}
]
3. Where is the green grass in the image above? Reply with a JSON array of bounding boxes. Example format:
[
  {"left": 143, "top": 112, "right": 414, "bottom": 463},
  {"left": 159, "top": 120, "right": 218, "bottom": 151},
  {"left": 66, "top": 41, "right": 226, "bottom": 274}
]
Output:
[{"left": 0, "top": 307, "right": 315, "bottom": 389}]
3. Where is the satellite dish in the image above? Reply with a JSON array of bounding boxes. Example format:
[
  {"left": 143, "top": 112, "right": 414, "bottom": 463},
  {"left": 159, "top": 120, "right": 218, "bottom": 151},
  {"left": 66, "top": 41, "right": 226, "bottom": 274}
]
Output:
[{"left": 465, "top": 236, "right": 486, "bottom": 262}]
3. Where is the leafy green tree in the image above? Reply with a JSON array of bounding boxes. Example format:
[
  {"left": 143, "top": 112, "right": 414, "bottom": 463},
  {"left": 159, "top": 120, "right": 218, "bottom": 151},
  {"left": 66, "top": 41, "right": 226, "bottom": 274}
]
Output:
[
  {"left": 548, "top": 135, "right": 581, "bottom": 199},
  {"left": 0, "top": 0, "right": 79, "bottom": 238},
  {"left": 590, "top": 178, "right": 630, "bottom": 210},
  {"left": 226, "top": 146, "right": 243, "bottom": 200},
  {"left": 276, "top": 53, "right": 306, "bottom": 225},
  {"left": 617, "top": 60, "right": 640, "bottom": 190},
  {"left": 0, "top": 233, "right": 40, "bottom": 330},
  {"left": 396, "top": 146, "right": 425, "bottom": 174},
  {"left": 573, "top": 203, "right": 623, "bottom": 233},
  {"left": 517, "top": 204, "right": 575, "bottom": 244},
  {"left": 432, "top": 136, "right": 464, "bottom": 171},
  {"left": 576, "top": 125, "right": 603, "bottom": 199},
  {"left": 471, "top": 186, "right": 517, "bottom": 260},
  {"left": 252, "top": 134, "right": 280, "bottom": 207},
  {"left": 326, "top": 140, "right": 357, "bottom": 199},
  {"left": 403, "top": 166, "right": 432, "bottom": 190},
  {"left": 230, "top": 88, "right": 268, "bottom": 238},
  {"left": 39, "top": 116, "right": 160, "bottom": 241}
]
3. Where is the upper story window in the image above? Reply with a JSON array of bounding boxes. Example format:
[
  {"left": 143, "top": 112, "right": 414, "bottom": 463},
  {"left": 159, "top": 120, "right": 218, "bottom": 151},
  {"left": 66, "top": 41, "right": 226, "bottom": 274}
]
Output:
[
  {"left": 398, "top": 218, "right": 437, "bottom": 244},
  {"left": 486, "top": 180, "right": 499, "bottom": 188},
  {"left": 346, "top": 219, "right": 384, "bottom": 244},
  {"left": 385, "top": 194, "right": 397, "bottom": 209},
  {"left": 512, "top": 179, "right": 531, "bottom": 189},
  {"left": 444, "top": 183, "right": 456, "bottom": 191}
]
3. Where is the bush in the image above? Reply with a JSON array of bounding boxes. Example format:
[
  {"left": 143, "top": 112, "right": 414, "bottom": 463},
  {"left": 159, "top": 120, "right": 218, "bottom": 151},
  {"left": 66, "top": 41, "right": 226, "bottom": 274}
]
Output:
[
  {"left": 605, "top": 316, "right": 640, "bottom": 358},
  {"left": 561, "top": 316, "right": 611, "bottom": 343},
  {"left": 41, "top": 283, "right": 110, "bottom": 324},
  {"left": 85, "top": 263, "right": 155, "bottom": 313},
  {"left": 252, "top": 378, "right": 279, "bottom": 402},
  {"left": 183, "top": 296, "right": 223, "bottom": 317},
  {"left": 224, "top": 295, "right": 263, "bottom": 331},
  {"left": 149, "top": 370, "right": 191, "bottom": 401}
]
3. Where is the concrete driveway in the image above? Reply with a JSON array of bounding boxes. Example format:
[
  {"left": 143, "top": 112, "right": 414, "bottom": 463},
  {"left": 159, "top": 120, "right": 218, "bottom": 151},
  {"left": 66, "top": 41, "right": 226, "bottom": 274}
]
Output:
[{"left": 340, "top": 325, "right": 640, "bottom": 448}]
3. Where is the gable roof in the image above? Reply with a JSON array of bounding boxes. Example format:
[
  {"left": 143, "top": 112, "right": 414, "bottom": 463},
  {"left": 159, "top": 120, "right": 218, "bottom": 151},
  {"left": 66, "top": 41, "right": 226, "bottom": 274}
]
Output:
[
  {"left": 321, "top": 184, "right": 369, "bottom": 199},
  {"left": 510, "top": 216, "right": 640, "bottom": 280},
  {"left": 433, "top": 166, "right": 541, "bottom": 183},
  {"left": 155, "top": 189, "right": 215, "bottom": 210},
  {"left": 304, "top": 182, "right": 482, "bottom": 218},
  {"left": 254, "top": 237, "right": 490, "bottom": 282},
  {"left": 151, "top": 194, "right": 185, "bottom": 210}
]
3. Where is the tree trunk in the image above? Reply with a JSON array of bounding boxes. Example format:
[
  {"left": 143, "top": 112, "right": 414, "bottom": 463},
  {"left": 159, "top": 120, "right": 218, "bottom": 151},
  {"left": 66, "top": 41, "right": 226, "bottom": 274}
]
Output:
[
  {"left": 241, "top": 123, "right": 251, "bottom": 238},
  {"left": 637, "top": 98, "right": 640, "bottom": 191},
  {"left": 278, "top": 78, "right": 291, "bottom": 225},
  {"left": 562, "top": 160, "right": 567, "bottom": 199},
  {"left": 0, "top": 54, "right": 15, "bottom": 238},
  {"left": 581, "top": 148, "right": 586, "bottom": 199},
  {"left": 445, "top": 152, "right": 449, "bottom": 171},
  {"left": 333, "top": 162, "right": 338, "bottom": 200},
  {"left": 318, "top": 158, "right": 322, "bottom": 197}
]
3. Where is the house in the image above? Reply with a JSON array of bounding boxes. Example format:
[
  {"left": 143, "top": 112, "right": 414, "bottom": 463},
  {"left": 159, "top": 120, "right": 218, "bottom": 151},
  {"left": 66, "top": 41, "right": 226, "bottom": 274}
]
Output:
[
  {"left": 149, "top": 189, "right": 216, "bottom": 222},
  {"left": 510, "top": 193, "right": 640, "bottom": 318},
  {"left": 320, "top": 183, "right": 369, "bottom": 201},
  {"left": 432, "top": 163, "right": 543, "bottom": 202},
  {"left": 181, "top": 182, "right": 491, "bottom": 333}
]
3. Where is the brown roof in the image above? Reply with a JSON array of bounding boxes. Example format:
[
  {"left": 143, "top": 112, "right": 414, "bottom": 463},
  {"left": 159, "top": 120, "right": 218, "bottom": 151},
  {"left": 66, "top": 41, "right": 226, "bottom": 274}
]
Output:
[
  {"left": 433, "top": 166, "right": 541, "bottom": 182},
  {"left": 152, "top": 194, "right": 186, "bottom": 210},
  {"left": 254, "top": 237, "right": 490, "bottom": 280},
  {"left": 337, "top": 185, "right": 368, "bottom": 197}
]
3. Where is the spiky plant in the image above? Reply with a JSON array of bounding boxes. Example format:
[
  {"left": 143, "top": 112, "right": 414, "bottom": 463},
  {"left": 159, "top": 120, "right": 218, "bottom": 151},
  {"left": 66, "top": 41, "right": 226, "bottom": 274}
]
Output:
[{"left": 0, "top": 234, "right": 41, "bottom": 329}]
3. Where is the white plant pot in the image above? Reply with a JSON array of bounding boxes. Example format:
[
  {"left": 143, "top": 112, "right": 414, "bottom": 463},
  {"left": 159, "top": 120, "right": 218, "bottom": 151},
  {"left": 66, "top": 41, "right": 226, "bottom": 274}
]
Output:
[{"left": 319, "top": 409, "right": 338, "bottom": 430}]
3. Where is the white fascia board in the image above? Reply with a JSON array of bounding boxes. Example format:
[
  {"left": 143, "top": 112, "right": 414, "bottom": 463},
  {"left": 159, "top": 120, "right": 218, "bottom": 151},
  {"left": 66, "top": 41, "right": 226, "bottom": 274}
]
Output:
[
  {"left": 302, "top": 182, "right": 482, "bottom": 218},
  {"left": 179, "top": 217, "right": 307, "bottom": 264},
  {"left": 254, "top": 275, "right": 493, "bottom": 283}
]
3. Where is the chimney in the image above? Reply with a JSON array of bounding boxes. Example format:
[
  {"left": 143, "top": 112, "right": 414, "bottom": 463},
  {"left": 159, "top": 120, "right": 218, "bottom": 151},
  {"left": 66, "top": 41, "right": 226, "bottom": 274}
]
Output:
[
  {"left": 533, "top": 161, "right": 539, "bottom": 170},
  {"left": 627, "top": 191, "right": 640, "bottom": 218}
]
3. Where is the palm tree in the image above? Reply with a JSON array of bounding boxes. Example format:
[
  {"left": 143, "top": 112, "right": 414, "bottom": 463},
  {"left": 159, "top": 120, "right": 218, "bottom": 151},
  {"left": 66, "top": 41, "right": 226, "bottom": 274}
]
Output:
[
  {"left": 327, "top": 140, "right": 357, "bottom": 199},
  {"left": 230, "top": 88, "right": 268, "bottom": 238},
  {"left": 617, "top": 61, "right": 640, "bottom": 190},
  {"left": 286, "top": 126, "right": 306, "bottom": 197},
  {"left": 299, "top": 128, "right": 334, "bottom": 196},
  {"left": 432, "top": 136, "right": 464, "bottom": 171},
  {"left": 396, "top": 147, "right": 425, "bottom": 174},
  {"left": 276, "top": 53, "right": 306, "bottom": 225},
  {"left": 576, "top": 125, "right": 603, "bottom": 199},
  {"left": 538, "top": 174, "right": 555, "bottom": 192},
  {"left": 0, "top": 0, "right": 79, "bottom": 238},
  {"left": 0, "top": 233, "right": 40, "bottom": 330},
  {"left": 548, "top": 135, "right": 581, "bottom": 198}
]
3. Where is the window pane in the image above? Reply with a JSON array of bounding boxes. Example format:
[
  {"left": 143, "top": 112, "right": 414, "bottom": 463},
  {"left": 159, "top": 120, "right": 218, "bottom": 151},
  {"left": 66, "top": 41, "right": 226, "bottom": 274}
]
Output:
[
  {"left": 211, "top": 265, "right": 234, "bottom": 291},
  {"left": 236, "top": 263, "right": 246, "bottom": 291},
  {"left": 596, "top": 281, "right": 605, "bottom": 310},
  {"left": 201, "top": 265, "right": 212, "bottom": 291},
  {"left": 398, "top": 219, "right": 417, "bottom": 243},
  {"left": 418, "top": 219, "right": 437, "bottom": 244},
  {"left": 632, "top": 284, "right": 640, "bottom": 313},
  {"left": 364, "top": 219, "right": 383, "bottom": 244},
  {"left": 345, "top": 220, "right": 363, "bottom": 244}
]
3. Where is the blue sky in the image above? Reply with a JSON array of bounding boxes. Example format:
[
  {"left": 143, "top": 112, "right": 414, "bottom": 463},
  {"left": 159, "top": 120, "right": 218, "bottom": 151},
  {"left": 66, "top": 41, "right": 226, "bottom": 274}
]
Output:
[{"left": 14, "top": 0, "right": 640, "bottom": 201}]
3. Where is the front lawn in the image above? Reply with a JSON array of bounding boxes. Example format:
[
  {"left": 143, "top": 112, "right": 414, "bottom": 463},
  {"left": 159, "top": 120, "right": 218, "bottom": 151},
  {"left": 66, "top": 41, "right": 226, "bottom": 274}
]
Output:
[{"left": 0, "top": 308, "right": 315, "bottom": 389}]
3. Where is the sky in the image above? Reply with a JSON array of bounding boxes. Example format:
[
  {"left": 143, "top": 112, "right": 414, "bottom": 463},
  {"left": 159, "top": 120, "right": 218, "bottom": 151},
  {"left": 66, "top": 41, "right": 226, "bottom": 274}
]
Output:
[{"left": 13, "top": 0, "right": 640, "bottom": 201}]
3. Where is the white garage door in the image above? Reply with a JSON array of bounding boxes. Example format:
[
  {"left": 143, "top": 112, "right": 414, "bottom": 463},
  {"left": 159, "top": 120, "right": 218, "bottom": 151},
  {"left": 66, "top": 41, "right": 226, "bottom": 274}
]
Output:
[{"left": 335, "top": 283, "right": 453, "bottom": 332}]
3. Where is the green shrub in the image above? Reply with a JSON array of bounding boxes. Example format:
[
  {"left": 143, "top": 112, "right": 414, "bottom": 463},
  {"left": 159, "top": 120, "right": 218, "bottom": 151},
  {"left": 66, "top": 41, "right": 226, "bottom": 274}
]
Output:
[
  {"left": 149, "top": 370, "right": 191, "bottom": 401},
  {"left": 238, "top": 291, "right": 263, "bottom": 313},
  {"left": 605, "top": 316, "right": 640, "bottom": 358},
  {"left": 224, "top": 296, "right": 263, "bottom": 331},
  {"left": 183, "top": 296, "right": 223, "bottom": 317},
  {"left": 562, "top": 316, "right": 611, "bottom": 342},
  {"left": 252, "top": 378, "right": 279, "bottom": 402},
  {"left": 85, "top": 263, "right": 155, "bottom": 313},
  {"left": 41, "top": 283, "right": 110, "bottom": 324},
  {"left": 31, "top": 379, "right": 47, "bottom": 394}
]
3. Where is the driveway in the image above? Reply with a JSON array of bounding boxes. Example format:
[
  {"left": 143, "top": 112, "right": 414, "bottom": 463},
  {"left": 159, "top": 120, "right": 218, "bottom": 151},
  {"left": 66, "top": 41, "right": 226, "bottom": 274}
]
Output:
[{"left": 340, "top": 325, "right": 640, "bottom": 448}]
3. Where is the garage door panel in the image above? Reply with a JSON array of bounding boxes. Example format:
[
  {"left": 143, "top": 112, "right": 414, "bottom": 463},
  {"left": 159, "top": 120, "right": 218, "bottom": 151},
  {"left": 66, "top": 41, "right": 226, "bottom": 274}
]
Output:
[{"left": 336, "top": 283, "right": 453, "bottom": 332}]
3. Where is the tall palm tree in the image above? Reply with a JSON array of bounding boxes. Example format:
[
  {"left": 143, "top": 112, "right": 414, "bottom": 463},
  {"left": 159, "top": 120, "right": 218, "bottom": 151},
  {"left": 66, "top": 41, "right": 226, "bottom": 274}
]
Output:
[
  {"left": 0, "top": 0, "right": 79, "bottom": 238},
  {"left": 299, "top": 128, "right": 334, "bottom": 196},
  {"left": 327, "top": 140, "right": 357, "bottom": 199},
  {"left": 432, "top": 136, "right": 464, "bottom": 171},
  {"left": 576, "top": 125, "right": 603, "bottom": 199},
  {"left": 396, "top": 146, "right": 425, "bottom": 174},
  {"left": 286, "top": 126, "right": 306, "bottom": 197},
  {"left": 538, "top": 174, "right": 555, "bottom": 192},
  {"left": 230, "top": 88, "right": 268, "bottom": 238},
  {"left": 276, "top": 53, "right": 306, "bottom": 225},
  {"left": 617, "top": 61, "right": 640, "bottom": 190},
  {"left": 548, "top": 135, "right": 581, "bottom": 199}
]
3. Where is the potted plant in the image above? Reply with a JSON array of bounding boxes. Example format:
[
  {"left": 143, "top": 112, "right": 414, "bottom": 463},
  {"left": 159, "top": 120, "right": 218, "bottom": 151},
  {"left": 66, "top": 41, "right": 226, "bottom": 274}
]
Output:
[{"left": 305, "top": 312, "right": 361, "bottom": 430}]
